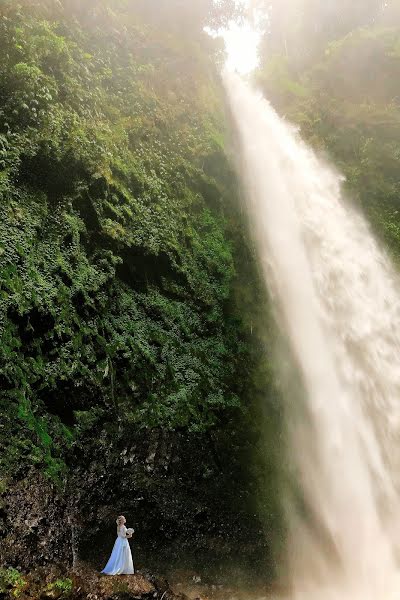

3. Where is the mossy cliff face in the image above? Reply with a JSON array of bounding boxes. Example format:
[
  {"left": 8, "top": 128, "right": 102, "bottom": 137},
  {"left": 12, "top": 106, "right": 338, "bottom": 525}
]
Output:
[
  {"left": 0, "top": 0, "right": 242, "bottom": 475},
  {"left": 0, "top": 0, "right": 282, "bottom": 583}
]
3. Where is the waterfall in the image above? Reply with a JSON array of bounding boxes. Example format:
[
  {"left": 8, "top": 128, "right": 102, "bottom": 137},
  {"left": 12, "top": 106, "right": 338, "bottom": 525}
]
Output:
[{"left": 224, "top": 71, "right": 400, "bottom": 600}]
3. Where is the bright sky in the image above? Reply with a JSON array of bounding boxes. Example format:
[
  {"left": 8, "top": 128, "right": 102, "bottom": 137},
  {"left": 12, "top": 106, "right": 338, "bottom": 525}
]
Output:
[
  {"left": 222, "top": 20, "right": 262, "bottom": 74},
  {"left": 206, "top": 0, "right": 263, "bottom": 75}
]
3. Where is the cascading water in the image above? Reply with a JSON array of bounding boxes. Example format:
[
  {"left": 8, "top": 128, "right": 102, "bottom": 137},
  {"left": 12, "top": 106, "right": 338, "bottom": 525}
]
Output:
[{"left": 223, "top": 71, "right": 400, "bottom": 600}]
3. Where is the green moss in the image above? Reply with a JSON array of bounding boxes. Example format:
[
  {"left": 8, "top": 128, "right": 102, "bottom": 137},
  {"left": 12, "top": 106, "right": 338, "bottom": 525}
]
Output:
[
  {"left": 0, "top": 0, "right": 265, "bottom": 482},
  {"left": 45, "top": 578, "right": 73, "bottom": 597},
  {"left": 0, "top": 568, "right": 26, "bottom": 598}
]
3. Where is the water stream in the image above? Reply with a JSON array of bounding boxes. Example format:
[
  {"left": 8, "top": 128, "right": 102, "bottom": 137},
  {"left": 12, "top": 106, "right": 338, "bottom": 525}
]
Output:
[{"left": 224, "top": 71, "right": 400, "bottom": 600}]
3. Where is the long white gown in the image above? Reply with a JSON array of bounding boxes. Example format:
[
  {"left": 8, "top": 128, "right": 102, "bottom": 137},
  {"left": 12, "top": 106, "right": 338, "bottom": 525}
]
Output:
[{"left": 101, "top": 525, "right": 134, "bottom": 575}]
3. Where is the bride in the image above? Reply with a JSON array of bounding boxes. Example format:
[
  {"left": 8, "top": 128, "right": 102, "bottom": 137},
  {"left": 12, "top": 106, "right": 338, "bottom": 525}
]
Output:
[{"left": 101, "top": 515, "right": 134, "bottom": 575}]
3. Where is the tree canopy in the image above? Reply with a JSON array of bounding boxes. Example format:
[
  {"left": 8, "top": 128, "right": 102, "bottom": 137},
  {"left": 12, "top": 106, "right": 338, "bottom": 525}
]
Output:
[{"left": 258, "top": 0, "right": 400, "bottom": 260}]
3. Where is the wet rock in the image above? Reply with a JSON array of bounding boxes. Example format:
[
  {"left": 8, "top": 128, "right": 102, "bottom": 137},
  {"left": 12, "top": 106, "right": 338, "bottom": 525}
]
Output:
[
  {"left": 0, "top": 472, "right": 69, "bottom": 570},
  {"left": 0, "top": 429, "right": 267, "bottom": 583}
]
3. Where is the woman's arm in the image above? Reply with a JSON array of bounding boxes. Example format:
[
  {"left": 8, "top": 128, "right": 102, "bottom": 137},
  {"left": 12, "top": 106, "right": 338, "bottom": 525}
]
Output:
[{"left": 120, "top": 525, "right": 129, "bottom": 538}]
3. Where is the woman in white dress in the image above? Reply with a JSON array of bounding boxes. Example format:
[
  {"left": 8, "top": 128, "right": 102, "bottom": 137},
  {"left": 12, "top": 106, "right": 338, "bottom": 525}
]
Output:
[{"left": 101, "top": 515, "right": 134, "bottom": 575}]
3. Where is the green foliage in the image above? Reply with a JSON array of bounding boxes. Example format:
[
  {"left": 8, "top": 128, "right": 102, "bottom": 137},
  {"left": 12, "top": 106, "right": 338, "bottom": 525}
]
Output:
[
  {"left": 0, "top": 568, "right": 26, "bottom": 598},
  {"left": 262, "top": 0, "right": 393, "bottom": 67},
  {"left": 45, "top": 578, "right": 73, "bottom": 597},
  {"left": 0, "top": 0, "right": 261, "bottom": 479},
  {"left": 259, "top": 23, "right": 400, "bottom": 259}
]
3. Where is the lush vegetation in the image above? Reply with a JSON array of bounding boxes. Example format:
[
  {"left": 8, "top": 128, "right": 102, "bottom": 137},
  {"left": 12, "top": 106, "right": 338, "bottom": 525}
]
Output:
[
  {"left": 0, "top": 0, "right": 271, "bottom": 483},
  {"left": 4, "top": 0, "right": 399, "bottom": 581},
  {"left": 0, "top": 567, "right": 27, "bottom": 598},
  {"left": 0, "top": 568, "right": 73, "bottom": 599},
  {"left": 258, "top": 1, "right": 400, "bottom": 259}
]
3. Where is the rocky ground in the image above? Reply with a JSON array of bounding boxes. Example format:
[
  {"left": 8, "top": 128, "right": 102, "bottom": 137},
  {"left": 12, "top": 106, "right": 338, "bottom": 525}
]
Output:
[
  {"left": 0, "top": 563, "right": 189, "bottom": 600},
  {"left": 0, "top": 563, "right": 282, "bottom": 600}
]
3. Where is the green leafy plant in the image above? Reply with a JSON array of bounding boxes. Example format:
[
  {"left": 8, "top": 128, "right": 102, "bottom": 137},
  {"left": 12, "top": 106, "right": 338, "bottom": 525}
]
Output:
[
  {"left": 0, "top": 568, "right": 26, "bottom": 598},
  {"left": 45, "top": 578, "right": 73, "bottom": 597}
]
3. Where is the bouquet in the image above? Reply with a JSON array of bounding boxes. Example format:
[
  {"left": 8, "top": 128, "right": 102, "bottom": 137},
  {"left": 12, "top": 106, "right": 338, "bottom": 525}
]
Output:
[{"left": 126, "top": 528, "right": 134, "bottom": 536}]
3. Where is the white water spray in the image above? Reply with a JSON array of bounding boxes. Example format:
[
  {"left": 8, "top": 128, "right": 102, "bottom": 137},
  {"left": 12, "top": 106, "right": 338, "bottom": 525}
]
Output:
[{"left": 224, "top": 71, "right": 400, "bottom": 600}]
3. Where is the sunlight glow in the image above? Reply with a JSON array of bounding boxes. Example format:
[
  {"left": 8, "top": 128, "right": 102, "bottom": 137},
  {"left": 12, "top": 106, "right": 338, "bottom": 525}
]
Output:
[
  {"left": 206, "top": 0, "right": 263, "bottom": 76},
  {"left": 222, "top": 21, "right": 261, "bottom": 75}
]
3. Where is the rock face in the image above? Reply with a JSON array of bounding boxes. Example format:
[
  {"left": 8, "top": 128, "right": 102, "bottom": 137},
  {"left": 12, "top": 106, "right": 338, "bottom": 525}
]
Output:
[
  {"left": 70, "top": 428, "right": 268, "bottom": 577},
  {"left": 0, "top": 472, "right": 70, "bottom": 569},
  {"left": 0, "top": 428, "right": 268, "bottom": 581}
]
